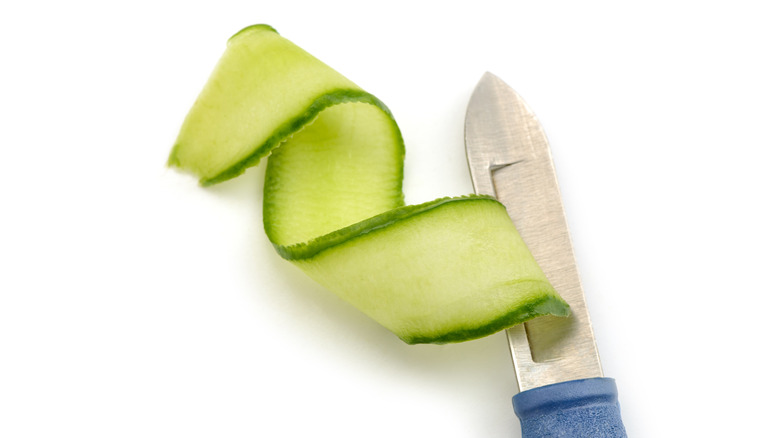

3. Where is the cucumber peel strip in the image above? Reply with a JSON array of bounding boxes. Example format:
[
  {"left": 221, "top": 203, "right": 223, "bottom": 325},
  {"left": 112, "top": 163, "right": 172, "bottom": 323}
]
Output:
[
  {"left": 169, "top": 88, "right": 394, "bottom": 187},
  {"left": 169, "top": 24, "right": 570, "bottom": 344}
]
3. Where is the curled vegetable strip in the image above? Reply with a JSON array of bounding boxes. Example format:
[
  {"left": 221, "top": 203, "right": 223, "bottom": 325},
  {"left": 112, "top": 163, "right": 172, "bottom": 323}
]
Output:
[{"left": 169, "top": 25, "right": 569, "bottom": 344}]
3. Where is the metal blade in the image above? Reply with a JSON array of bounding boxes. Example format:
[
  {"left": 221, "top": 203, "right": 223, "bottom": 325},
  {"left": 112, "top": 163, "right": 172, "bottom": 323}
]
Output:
[{"left": 465, "top": 72, "right": 603, "bottom": 391}]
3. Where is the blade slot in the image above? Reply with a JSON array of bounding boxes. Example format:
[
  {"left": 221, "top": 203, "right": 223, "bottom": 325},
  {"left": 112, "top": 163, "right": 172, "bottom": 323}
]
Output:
[{"left": 491, "top": 161, "right": 603, "bottom": 390}]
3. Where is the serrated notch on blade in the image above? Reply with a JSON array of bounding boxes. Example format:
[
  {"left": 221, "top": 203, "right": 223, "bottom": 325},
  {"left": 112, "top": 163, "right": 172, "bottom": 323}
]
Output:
[{"left": 465, "top": 72, "right": 603, "bottom": 391}]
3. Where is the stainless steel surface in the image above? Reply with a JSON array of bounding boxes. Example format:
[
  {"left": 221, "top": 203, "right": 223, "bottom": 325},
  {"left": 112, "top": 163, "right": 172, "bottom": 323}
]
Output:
[{"left": 464, "top": 72, "right": 603, "bottom": 391}]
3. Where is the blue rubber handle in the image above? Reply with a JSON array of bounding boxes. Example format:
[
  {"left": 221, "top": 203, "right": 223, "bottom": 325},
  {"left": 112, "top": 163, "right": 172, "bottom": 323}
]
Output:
[{"left": 512, "top": 377, "right": 627, "bottom": 437}]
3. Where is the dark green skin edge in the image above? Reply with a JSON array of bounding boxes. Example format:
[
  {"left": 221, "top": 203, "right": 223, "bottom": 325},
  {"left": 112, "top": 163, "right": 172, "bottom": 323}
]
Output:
[
  {"left": 169, "top": 89, "right": 404, "bottom": 187},
  {"left": 229, "top": 23, "right": 279, "bottom": 40},
  {"left": 403, "top": 290, "right": 571, "bottom": 345},
  {"left": 273, "top": 195, "right": 497, "bottom": 260}
]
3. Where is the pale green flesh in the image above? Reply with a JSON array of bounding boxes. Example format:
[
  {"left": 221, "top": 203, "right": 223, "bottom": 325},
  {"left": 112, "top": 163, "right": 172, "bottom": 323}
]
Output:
[
  {"left": 169, "top": 24, "right": 363, "bottom": 184},
  {"left": 264, "top": 101, "right": 404, "bottom": 246},
  {"left": 169, "top": 24, "right": 570, "bottom": 344},
  {"left": 293, "top": 197, "right": 568, "bottom": 344}
]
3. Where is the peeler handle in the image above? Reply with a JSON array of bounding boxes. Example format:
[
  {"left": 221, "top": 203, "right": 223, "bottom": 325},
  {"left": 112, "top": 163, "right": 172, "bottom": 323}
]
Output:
[{"left": 512, "top": 377, "right": 627, "bottom": 437}]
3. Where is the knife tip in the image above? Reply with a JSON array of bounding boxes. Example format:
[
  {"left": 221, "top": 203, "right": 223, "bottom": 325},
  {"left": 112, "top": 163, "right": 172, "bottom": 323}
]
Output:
[
  {"left": 474, "top": 71, "right": 513, "bottom": 97},
  {"left": 479, "top": 71, "right": 499, "bottom": 84}
]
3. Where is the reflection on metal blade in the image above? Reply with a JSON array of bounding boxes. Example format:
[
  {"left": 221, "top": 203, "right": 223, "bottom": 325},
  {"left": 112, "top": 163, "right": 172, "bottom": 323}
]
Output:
[{"left": 465, "top": 72, "right": 602, "bottom": 391}]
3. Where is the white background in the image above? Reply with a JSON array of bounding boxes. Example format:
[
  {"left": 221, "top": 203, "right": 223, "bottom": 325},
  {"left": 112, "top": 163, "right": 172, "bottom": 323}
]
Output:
[{"left": 1, "top": 1, "right": 778, "bottom": 437}]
